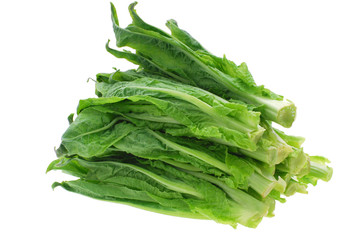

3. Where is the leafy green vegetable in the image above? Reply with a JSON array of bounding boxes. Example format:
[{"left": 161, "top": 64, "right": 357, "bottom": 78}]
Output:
[
  {"left": 48, "top": 156, "right": 269, "bottom": 228},
  {"left": 108, "top": 2, "right": 296, "bottom": 127},
  {"left": 47, "top": 1, "right": 333, "bottom": 229},
  {"left": 94, "top": 75, "right": 265, "bottom": 151},
  {"left": 92, "top": 69, "right": 294, "bottom": 165},
  {"left": 57, "top": 103, "right": 280, "bottom": 197},
  {"left": 298, "top": 156, "right": 333, "bottom": 185}
]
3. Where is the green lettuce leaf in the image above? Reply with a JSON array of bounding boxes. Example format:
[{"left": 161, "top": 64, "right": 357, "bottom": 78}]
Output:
[
  {"left": 48, "top": 156, "right": 269, "bottom": 228},
  {"left": 108, "top": 2, "right": 296, "bottom": 127},
  {"left": 93, "top": 76, "right": 264, "bottom": 150}
]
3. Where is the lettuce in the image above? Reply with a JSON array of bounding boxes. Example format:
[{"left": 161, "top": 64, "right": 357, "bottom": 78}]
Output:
[
  {"left": 48, "top": 156, "right": 268, "bottom": 228},
  {"left": 47, "top": 1, "right": 333, "bottom": 229},
  {"left": 107, "top": 2, "right": 296, "bottom": 127}
]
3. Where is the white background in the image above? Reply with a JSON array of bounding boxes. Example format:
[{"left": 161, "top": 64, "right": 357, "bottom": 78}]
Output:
[{"left": 1, "top": 0, "right": 358, "bottom": 239}]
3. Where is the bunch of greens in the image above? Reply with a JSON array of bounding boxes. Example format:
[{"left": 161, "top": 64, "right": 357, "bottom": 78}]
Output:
[{"left": 47, "top": 2, "right": 332, "bottom": 228}]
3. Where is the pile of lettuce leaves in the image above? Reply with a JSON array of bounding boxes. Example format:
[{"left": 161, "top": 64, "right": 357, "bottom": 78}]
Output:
[{"left": 47, "top": 2, "right": 333, "bottom": 228}]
